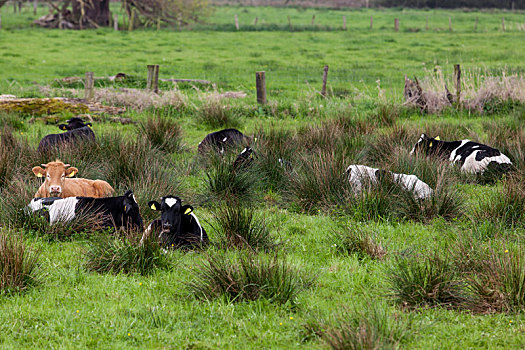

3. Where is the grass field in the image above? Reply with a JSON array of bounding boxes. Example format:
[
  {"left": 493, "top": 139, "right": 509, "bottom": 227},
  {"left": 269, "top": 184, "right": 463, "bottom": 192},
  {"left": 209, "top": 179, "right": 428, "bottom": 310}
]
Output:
[{"left": 1, "top": 4, "right": 525, "bottom": 349}]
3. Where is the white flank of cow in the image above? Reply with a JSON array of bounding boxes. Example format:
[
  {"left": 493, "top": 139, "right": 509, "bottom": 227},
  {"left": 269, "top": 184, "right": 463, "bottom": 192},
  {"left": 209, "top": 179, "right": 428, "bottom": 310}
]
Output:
[
  {"left": 28, "top": 197, "right": 79, "bottom": 224},
  {"left": 346, "top": 165, "right": 433, "bottom": 200}
]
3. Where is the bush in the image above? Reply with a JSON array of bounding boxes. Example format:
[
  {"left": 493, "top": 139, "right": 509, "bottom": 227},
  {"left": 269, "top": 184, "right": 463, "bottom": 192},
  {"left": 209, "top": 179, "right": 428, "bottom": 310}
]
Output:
[
  {"left": 320, "top": 302, "right": 413, "bottom": 350},
  {"left": 328, "top": 223, "right": 387, "bottom": 260},
  {"left": 137, "top": 116, "right": 185, "bottom": 154},
  {"left": 188, "top": 251, "right": 309, "bottom": 305},
  {"left": 0, "top": 230, "right": 40, "bottom": 294},
  {"left": 195, "top": 99, "right": 241, "bottom": 129},
  {"left": 84, "top": 230, "right": 169, "bottom": 275},
  {"left": 387, "top": 251, "right": 470, "bottom": 309},
  {"left": 211, "top": 201, "right": 274, "bottom": 252}
]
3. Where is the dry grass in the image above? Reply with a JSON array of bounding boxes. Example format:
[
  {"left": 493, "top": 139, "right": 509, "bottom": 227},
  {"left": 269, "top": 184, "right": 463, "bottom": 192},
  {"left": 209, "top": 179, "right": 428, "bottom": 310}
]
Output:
[
  {"left": 0, "top": 230, "right": 40, "bottom": 293},
  {"left": 94, "top": 88, "right": 187, "bottom": 112}
]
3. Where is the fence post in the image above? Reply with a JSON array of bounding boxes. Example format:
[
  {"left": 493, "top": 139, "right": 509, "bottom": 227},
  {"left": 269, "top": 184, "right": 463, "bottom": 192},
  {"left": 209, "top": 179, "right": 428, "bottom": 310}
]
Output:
[
  {"left": 128, "top": 8, "right": 135, "bottom": 31},
  {"left": 394, "top": 18, "right": 399, "bottom": 32},
  {"left": 287, "top": 16, "right": 292, "bottom": 31},
  {"left": 0, "top": 14, "right": 2, "bottom": 30},
  {"left": 254, "top": 17, "right": 258, "bottom": 26},
  {"left": 321, "top": 65, "right": 329, "bottom": 97},
  {"left": 449, "top": 17, "right": 452, "bottom": 32},
  {"left": 256, "top": 71, "right": 267, "bottom": 105},
  {"left": 454, "top": 64, "right": 461, "bottom": 107},
  {"left": 33, "top": 0, "right": 37, "bottom": 15},
  {"left": 343, "top": 15, "right": 346, "bottom": 30},
  {"left": 474, "top": 17, "right": 478, "bottom": 31},
  {"left": 234, "top": 14, "right": 239, "bottom": 30},
  {"left": 311, "top": 14, "right": 315, "bottom": 26},
  {"left": 13, "top": 1, "right": 16, "bottom": 13},
  {"left": 370, "top": 16, "right": 373, "bottom": 29},
  {"left": 157, "top": 17, "right": 161, "bottom": 31},
  {"left": 502, "top": 17, "right": 505, "bottom": 31},
  {"left": 18, "top": 1, "right": 22, "bottom": 12},
  {"left": 425, "top": 16, "right": 428, "bottom": 30},
  {"left": 147, "top": 65, "right": 160, "bottom": 93},
  {"left": 85, "top": 72, "right": 95, "bottom": 101},
  {"left": 114, "top": 14, "right": 118, "bottom": 30}
]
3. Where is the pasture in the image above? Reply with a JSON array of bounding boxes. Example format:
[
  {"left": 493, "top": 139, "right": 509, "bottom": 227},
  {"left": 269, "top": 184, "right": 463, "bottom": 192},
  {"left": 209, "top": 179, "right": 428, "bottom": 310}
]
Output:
[{"left": 0, "top": 5, "right": 525, "bottom": 349}]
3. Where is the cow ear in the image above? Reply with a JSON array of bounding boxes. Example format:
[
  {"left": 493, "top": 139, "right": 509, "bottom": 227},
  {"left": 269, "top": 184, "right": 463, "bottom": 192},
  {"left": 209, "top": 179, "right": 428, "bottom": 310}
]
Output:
[
  {"left": 59, "top": 124, "right": 67, "bottom": 130},
  {"left": 148, "top": 201, "right": 160, "bottom": 211},
  {"left": 435, "top": 136, "right": 440, "bottom": 141},
  {"left": 87, "top": 123, "right": 92, "bottom": 128},
  {"left": 182, "top": 205, "right": 193, "bottom": 215},
  {"left": 32, "top": 166, "right": 46, "bottom": 178},
  {"left": 65, "top": 167, "right": 78, "bottom": 178}
]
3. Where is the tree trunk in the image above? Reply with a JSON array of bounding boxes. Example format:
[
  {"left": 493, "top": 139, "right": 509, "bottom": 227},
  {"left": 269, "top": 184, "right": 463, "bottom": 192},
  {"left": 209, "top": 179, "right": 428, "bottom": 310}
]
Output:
[{"left": 72, "top": 0, "right": 110, "bottom": 27}]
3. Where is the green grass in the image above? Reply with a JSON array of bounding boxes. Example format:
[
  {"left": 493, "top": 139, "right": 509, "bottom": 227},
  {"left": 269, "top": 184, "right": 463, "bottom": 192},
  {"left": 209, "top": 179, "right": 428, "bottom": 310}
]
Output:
[{"left": 0, "top": 4, "right": 525, "bottom": 349}]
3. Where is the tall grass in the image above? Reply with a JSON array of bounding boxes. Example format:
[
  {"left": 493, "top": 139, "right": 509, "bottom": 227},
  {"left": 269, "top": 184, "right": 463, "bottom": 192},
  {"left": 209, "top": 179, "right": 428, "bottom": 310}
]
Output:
[
  {"left": 328, "top": 222, "right": 387, "bottom": 260},
  {"left": 0, "top": 230, "right": 40, "bottom": 294},
  {"left": 137, "top": 116, "right": 185, "bottom": 154},
  {"left": 188, "top": 251, "right": 309, "bottom": 305},
  {"left": 195, "top": 98, "right": 241, "bottom": 129}
]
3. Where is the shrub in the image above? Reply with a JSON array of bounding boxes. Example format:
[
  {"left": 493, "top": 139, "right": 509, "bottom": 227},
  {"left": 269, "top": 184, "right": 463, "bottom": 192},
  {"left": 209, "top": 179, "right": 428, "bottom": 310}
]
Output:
[
  {"left": 0, "top": 230, "right": 40, "bottom": 294},
  {"left": 84, "top": 229, "right": 169, "bottom": 275},
  {"left": 195, "top": 99, "right": 241, "bottom": 129},
  {"left": 211, "top": 201, "right": 274, "bottom": 252},
  {"left": 188, "top": 251, "right": 309, "bottom": 305},
  {"left": 328, "top": 223, "right": 387, "bottom": 260},
  {"left": 137, "top": 116, "right": 185, "bottom": 154},
  {"left": 387, "top": 251, "right": 470, "bottom": 309},
  {"left": 321, "top": 302, "right": 413, "bottom": 350}
]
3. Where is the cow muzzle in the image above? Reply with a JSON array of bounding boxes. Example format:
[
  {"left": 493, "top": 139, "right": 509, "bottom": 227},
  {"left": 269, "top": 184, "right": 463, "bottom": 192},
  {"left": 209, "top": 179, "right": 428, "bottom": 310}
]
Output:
[
  {"left": 161, "top": 223, "right": 172, "bottom": 234},
  {"left": 49, "top": 186, "right": 62, "bottom": 196}
]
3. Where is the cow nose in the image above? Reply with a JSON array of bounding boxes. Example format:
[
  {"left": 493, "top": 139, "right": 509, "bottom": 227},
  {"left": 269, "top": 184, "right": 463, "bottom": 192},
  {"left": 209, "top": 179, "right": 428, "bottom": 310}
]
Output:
[
  {"left": 163, "top": 223, "right": 172, "bottom": 229},
  {"left": 50, "top": 186, "right": 61, "bottom": 193}
]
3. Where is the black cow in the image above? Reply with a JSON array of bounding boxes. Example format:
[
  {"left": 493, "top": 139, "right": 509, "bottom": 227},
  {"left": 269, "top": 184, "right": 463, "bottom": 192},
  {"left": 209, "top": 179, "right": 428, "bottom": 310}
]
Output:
[
  {"left": 410, "top": 134, "right": 513, "bottom": 174},
  {"left": 27, "top": 190, "right": 143, "bottom": 230},
  {"left": 198, "top": 128, "right": 247, "bottom": 154},
  {"left": 37, "top": 118, "right": 95, "bottom": 152},
  {"left": 233, "top": 146, "right": 256, "bottom": 170},
  {"left": 142, "top": 196, "right": 208, "bottom": 249}
]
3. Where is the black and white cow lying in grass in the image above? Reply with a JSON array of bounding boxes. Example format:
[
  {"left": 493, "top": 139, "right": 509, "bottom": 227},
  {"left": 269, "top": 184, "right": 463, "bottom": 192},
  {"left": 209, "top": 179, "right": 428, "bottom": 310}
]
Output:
[
  {"left": 346, "top": 165, "right": 433, "bottom": 200},
  {"left": 27, "top": 190, "right": 143, "bottom": 230},
  {"left": 198, "top": 128, "right": 248, "bottom": 154},
  {"left": 233, "top": 146, "right": 256, "bottom": 170},
  {"left": 141, "top": 196, "right": 208, "bottom": 249},
  {"left": 410, "top": 134, "right": 512, "bottom": 174},
  {"left": 37, "top": 117, "right": 95, "bottom": 153}
]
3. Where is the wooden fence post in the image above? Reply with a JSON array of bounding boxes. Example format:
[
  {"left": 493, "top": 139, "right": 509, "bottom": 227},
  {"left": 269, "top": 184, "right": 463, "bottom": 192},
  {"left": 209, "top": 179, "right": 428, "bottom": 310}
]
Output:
[
  {"left": 13, "top": 1, "right": 16, "bottom": 13},
  {"left": 321, "top": 65, "right": 329, "bottom": 97},
  {"left": 128, "top": 8, "right": 135, "bottom": 31},
  {"left": 425, "top": 16, "right": 428, "bottom": 30},
  {"left": 147, "top": 65, "right": 160, "bottom": 93},
  {"left": 256, "top": 71, "right": 267, "bottom": 105},
  {"left": 234, "top": 14, "right": 239, "bottom": 30},
  {"left": 18, "top": 1, "right": 22, "bottom": 12},
  {"left": 370, "top": 16, "right": 373, "bottom": 29},
  {"left": 343, "top": 15, "right": 346, "bottom": 30},
  {"left": 394, "top": 18, "right": 399, "bottom": 32},
  {"left": 114, "top": 14, "right": 118, "bottom": 30},
  {"left": 157, "top": 17, "right": 161, "bottom": 31},
  {"left": 474, "top": 17, "right": 478, "bottom": 31},
  {"left": 449, "top": 17, "right": 452, "bottom": 32},
  {"left": 311, "top": 14, "right": 315, "bottom": 26},
  {"left": 287, "top": 15, "right": 292, "bottom": 31},
  {"left": 85, "top": 72, "right": 95, "bottom": 101},
  {"left": 454, "top": 64, "right": 461, "bottom": 107},
  {"left": 33, "top": 0, "right": 37, "bottom": 15},
  {"left": 502, "top": 17, "right": 505, "bottom": 31},
  {"left": 0, "top": 14, "right": 2, "bottom": 30},
  {"left": 254, "top": 17, "right": 258, "bottom": 26}
]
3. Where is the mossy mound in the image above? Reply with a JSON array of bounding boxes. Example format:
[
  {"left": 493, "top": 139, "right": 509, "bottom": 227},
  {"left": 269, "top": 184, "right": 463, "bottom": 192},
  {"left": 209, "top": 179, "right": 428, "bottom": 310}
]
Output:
[{"left": 0, "top": 98, "right": 89, "bottom": 116}]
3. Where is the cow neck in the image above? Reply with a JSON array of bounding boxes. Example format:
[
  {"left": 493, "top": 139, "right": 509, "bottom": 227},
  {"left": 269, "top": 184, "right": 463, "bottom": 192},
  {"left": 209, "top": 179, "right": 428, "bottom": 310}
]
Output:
[{"left": 431, "top": 140, "right": 463, "bottom": 156}]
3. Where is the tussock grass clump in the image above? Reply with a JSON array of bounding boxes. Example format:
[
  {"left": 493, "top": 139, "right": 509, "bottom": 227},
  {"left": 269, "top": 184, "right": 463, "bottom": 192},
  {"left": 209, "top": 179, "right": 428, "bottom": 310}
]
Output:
[
  {"left": 474, "top": 173, "right": 525, "bottom": 228},
  {"left": 95, "top": 88, "right": 187, "bottom": 112},
  {"left": 137, "top": 116, "right": 185, "bottom": 153},
  {"left": 188, "top": 252, "right": 308, "bottom": 305},
  {"left": 320, "top": 303, "right": 413, "bottom": 350},
  {"left": 328, "top": 223, "right": 387, "bottom": 260},
  {"left": 84, "top": 230, "right": 168, "bottom": 275},
  {"left": 0, "top": 230, "right": 40, "bottom": 294},
  {"left": 287, "top": 151, "right": 351, "bottom": 214},
  {"left": 388, "top": 252, "right": 470, "bottom": 309},
  {"left": 211, "top": 201, "right": 274, "bottom": 251},
  {"left": 195, "top": 99, "right": 241, "bottom": 129}
]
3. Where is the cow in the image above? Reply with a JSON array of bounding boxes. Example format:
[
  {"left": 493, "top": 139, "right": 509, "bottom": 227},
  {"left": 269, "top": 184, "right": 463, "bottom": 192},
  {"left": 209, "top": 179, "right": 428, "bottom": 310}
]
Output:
[
  {"left": 410, "top": 134, "right": 513, "bottom": 174},
  {"left": 198, "top": 128, "right": 248, "bottom": 154},
  {"left": 32, "top": 160, "right": 114, "bottom": 198},
  {"left": 37, "top": 117, "right": 95, "bottom": 152},
  {"left": 345, "top": 164, "right": 433, "bottom": 200},
  {"left": 27, "top": 190, "right": 143, "bottom": 230},
  {"left": 233, "top": 146, "right": 256, "bottom": 170},
  {"left": 141, "top": 196, "right": 208, "bottom": 249}
]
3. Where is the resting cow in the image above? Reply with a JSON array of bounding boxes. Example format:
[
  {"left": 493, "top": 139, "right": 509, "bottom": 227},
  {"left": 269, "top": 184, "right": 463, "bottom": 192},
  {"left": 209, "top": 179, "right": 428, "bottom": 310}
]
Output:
[
  {"left": 32, "top": 160, "right": 114, "bottom": 198},
  {"left": 198, "top": 128, "right": 248, "bottom": 154},
  {"left": 27, "top": 190, "right": 143, "bottom": 230},
  {"left": 141, "top": 196, "right": 208, "bottom": 249},
  {"left": 346, "top": 164, "right": 433, "bottom": 200},
  {"left": 37, "top": 117, "right": 95, "bottom": 152},
  {"left": 410, "top": 134, "right": 512, "bottom": 174},
  {"left": 233, "top": 147, "right": 256, "bottom": 170}
]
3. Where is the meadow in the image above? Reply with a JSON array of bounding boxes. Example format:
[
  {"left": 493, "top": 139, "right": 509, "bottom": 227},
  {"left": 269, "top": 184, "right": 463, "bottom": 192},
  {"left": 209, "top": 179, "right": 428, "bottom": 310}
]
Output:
[{"left": 0, "top": 4, "right": 525, "bottom": 349}]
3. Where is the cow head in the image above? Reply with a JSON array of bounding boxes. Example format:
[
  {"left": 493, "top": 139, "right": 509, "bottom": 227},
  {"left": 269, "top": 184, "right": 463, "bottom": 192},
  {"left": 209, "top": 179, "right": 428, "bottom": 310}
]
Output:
[
  {"left": 58, "top": 117, "right": 92, "bottom": 131},
  {"left": 122, "top": 190, "right": 143, "bottom": 230},
  {"left": 410, "top": 134, "right": 440, "bottom": 155},
  {"left": 32, "top": 160, "right": 78, "bottom": 197},
  {"left": 148, "top": 196, "right": 193, "bottom": 234}
]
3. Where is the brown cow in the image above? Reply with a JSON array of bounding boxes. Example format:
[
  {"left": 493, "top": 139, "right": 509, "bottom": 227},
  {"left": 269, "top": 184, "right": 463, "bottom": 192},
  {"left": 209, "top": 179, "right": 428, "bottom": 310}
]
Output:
[{"left": 32, "top": 160, "right": 114, "bottom": 198}]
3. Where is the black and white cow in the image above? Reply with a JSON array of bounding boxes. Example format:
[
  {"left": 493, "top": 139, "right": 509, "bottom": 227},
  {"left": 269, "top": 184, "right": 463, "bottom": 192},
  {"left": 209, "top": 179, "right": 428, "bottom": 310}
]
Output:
[
  {"left": 141, "top": 196, "right": 208, "bottom": 249},
  {"left": 37, "top": 117, "right": 95, "bottom": 153},
  {"left": 233, "top": 146, "right": 256, "bottom": 170},
  {"left": 198, "top": 128, "right": 247, "bottom": 154},
  {"left": 346, "top": 165, "right": 433, "bottom": 200},
  {"left": 27, "top": 190, "right": 143, "bottom": 230},
  {"left": 410, "top": 134, "right": 512, "bottom": 174}
]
